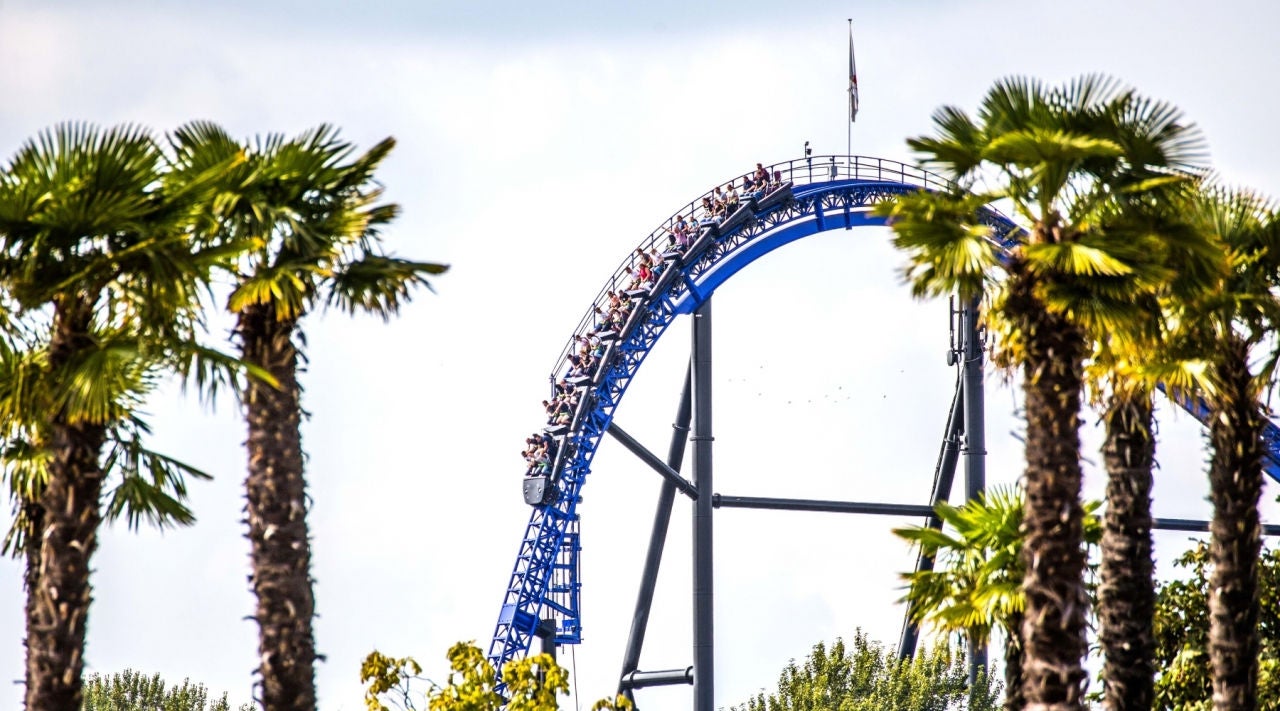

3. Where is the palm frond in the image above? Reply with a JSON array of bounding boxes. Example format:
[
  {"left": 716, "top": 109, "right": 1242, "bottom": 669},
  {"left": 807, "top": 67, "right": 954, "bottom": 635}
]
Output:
[
  {"left": 326, "top": 254, "right": 449, "bottom": 320},
  {"left": 1, "top": 436, "right": 50, "bottom": 513},
  {"left": 1105, "top": 91, "right": 1208, "bottom": 175},
  {"left": 1052, "top": 73, "right": 1126, "bottom": 116},
  {"left": 894, "top": 485, "right": 1027, "bottom": 639},
  {"left": 52, "top": 336, "right": 155, "bottom": 426},
  {"left": 874, "top": 189, "right": 1002, "bottom": 300},
  {"left": 1024, "top": 241, "right": 1135, "bottom": 278},
  {"left": 908, "top": 106, "right": 984, "bottom": 180},
  {"left": 170, "top": 341, "right": 279, "bottom": 404},
  {"left": 978, "top": 76, "right": 1051, "bottom": 135},
  {"left": 227, "top": 266, "right": 310, "bottom": 320},
  {"left": 101, "top": 423, "right": 210, "bottom": 531},
  {"left": 983, "top": 128, "right": 1124, "bottom": 169}
]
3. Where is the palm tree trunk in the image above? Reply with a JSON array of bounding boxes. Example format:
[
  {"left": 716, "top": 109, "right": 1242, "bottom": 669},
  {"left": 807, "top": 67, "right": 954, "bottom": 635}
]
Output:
[
  {"left": 1004, "top": 611, "right": 1026, "bottom": 711},
  {"left": 1099, "top": 389, "right": 1156, "bottom": 711},
  {"left": 26, "top": 296, "right": 107, "bottom": 711},
  {"left": 240, "top": 302, "right": 317, "bottom": 711},
  {"left": 23, "top": 502, "right": 43, "bottom": 705},
  {"left": 1006, "top": 265, "right": 1089, "bottom": 710},
  {"left": 1207, "top": 336, "right": 1263, "bottom": 711}
]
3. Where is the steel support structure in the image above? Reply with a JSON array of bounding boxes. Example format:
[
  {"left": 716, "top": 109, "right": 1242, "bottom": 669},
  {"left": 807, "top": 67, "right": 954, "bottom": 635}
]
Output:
[
  {"left": 710, "top": 496, "right": 1274, "bottom": 536},
  {"left": 489, "top": 157, "right": 1280, "bottom": 705},
  {"left": 616, "top": 369, "right": 693, "bottom": 703},
  {"left": 961, "top": 297, "right": 986, "bottom": 502},
  {"left": 959, "top": 297, "right": 988, "bottom": 681},
  {"left": 607, "top": 418, "right": 698, "bottom": 499},
  {"left": 898, "top": 379, "right": 964, "bottom": 659},
  {"left": 620, "top": 667, "right": 695, "bottom": 690},
  {"left": 893, "top": 293, "right": 987, "bottom": 682},
  {"left": 713, "top": 496, "right": 935, "bottom": 517},
  {"left": 898, "top": 298, "right": 975, "bottom": 662},
  {"left": 691, "top": 299, "right": 715, "bottom": 711},
  {"left": 536, "top": 618, "right": 557, "bottom": 664}
]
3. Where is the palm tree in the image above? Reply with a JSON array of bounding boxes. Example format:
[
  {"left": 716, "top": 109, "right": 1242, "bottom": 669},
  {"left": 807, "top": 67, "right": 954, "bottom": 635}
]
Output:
[
  {"left": 1053, "top": 84, "right": 1219, "bottom": 710},
  {"left": 0, "top": 123, "right": 233, "bottom": 710},
  {"left": 171, "top": 123, "right": 447, "bottom": 710},
  {"left": 1158, "top": 185, "right": 1280, "bottom": 711},
  {"left": 896, "top": 488, "right": 1027, "bottom": 710},
  {"left": 877, "top": 75, "right": 1207, "bottom": 708},
  {"left": 1086, "top": 198, "right": 1220, "bottom": 711},
  {"left": 897, "top": 490, "right": 1103, "bottom": 711},
  {"left": 1093, "top": 379, "right": 1158, "bottom": 710}
]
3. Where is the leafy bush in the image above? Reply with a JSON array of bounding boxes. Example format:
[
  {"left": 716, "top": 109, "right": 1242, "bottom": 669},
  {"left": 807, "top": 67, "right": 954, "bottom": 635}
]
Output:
[
  {"left": 1152, "top": 541, "right": 1280, "bottom": 709},
  {"left": 81, "top": 669, "right": 252, "bottom": 711},
  {"left": 361, "top": 641, "right": 631, "bottom": 711},
  {"left": 728, "top": 630, "right": 1000, "bottom": 711}
]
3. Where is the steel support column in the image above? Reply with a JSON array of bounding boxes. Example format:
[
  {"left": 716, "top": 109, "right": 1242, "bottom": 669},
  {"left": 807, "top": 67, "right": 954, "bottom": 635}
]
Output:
[
  {"left": 961, "top": 296, "right": 986, "bottom": 501},
  {"left": 691, "top": 300, "right": 715, "bottom": 711},
  {"left": 898, "top": 383, "right": 964, "bottom": 659},
  {"left": 617, "top": 369, "right": 693, "bottom": 702},
  {"left": 536, "top": 618, "right": 557, "bottom": 664},
  {"left": 960, "top": 296, "right": 988, "bottom": 682}
]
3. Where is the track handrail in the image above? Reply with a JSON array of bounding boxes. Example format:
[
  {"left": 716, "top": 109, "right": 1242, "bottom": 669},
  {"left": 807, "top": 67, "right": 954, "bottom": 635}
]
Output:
[{"left": 545, "top": 155, "right": 958, "bottom": 382}]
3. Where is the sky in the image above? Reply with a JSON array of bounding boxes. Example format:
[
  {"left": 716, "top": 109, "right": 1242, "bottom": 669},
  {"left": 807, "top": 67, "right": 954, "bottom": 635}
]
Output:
[{"left": 2, "top": 0, "right": 1280, "bottom": 709}]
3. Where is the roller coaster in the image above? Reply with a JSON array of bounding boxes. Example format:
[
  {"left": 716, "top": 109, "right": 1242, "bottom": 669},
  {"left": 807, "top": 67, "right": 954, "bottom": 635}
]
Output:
[{"left": 486, "top": 154, "right": 1280, "bottom": 710}]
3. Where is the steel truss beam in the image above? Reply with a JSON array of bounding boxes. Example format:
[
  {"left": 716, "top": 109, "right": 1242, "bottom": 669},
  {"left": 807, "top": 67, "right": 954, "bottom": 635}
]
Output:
[
  {"left": 711, "top": 495, "right": 1280, "bottom": 534},
  {"left": 620, "top": 667, "right": 695, "bottom": 690},
  {"left": 607, "top": 421, "right": 698, "bottom": 499},
  {"left": 713, "top": 495, "right": 934, "bottom": 517},
  {"left": 616, "top": 369, "right": 693, "bottom": 703}
]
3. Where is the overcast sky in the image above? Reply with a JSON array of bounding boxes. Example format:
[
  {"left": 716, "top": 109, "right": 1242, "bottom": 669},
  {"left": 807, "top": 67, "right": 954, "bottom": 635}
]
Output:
[{"left": 2, "top": 1, "right": 1280, "bottom": 709}]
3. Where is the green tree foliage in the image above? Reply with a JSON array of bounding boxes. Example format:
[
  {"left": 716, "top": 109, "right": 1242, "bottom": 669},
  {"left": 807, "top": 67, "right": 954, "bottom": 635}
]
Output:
[
  {"left": 1152, "top": 541, "right": 1280, "bottom": 709},
  {"left": 728, "top": 631, "right": 1000, "bottom": 711},
  {"left": 361, "top": 642, "right": 631, "bottom": 711},
  {"left": 81, "top": 669, "right": 252, "bottom": 711}
]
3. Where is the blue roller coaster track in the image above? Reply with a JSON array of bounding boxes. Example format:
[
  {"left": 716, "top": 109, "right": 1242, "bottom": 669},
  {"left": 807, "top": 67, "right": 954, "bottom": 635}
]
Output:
[{"left": 487, "top": 154, "right": 1280, "bottom": 701}]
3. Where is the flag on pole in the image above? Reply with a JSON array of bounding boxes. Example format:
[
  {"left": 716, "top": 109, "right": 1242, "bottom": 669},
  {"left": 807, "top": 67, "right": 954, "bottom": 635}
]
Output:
[{"left": 848, "top": 25, "right": 859, "bottom": 123}]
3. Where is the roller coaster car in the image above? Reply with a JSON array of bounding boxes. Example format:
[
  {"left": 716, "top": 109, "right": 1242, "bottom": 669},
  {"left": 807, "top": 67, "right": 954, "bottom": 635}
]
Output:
[
  {"left": 592, "top": 343, "right": 618, "bottom": 386},
  {"left": 753, "top": 182, "right": 794, "bottom": 212},
  {"left": 719, "top": 204, "right": 754, "bottom": 233},
  {"left": 648, "top": 266, "right": 679, "bottom": 298},
  {"left": 685, "top": 229, "right": 717, "bottom": 261},
  {"left": 523, "top": 475, "right": 556, "bottom": 506}
]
